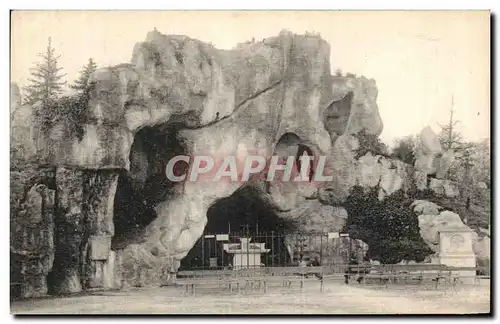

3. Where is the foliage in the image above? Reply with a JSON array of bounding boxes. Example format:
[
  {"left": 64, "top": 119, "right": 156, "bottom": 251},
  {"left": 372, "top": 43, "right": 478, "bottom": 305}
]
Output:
[
  {"left": 437, "top": 106, "right": 491, "bottom": 229},
  {"left": 34, "top": 86, "right": 92, "bottom": 141},
  {"left": 355, "top": 130, "right": 390, "bottom": 159},
  {"left": 413, "top": 187, "right": 490, "bottom": 231},
  {"left": 390, "top": 135, "right": 420, "bottom": 165},
  {"left": 404, "top": 102, "right": 493, "bottom": 232},
  {"left": 70, "top": 58, "right": 97, "bottom": 94},
  {"left": 438, "top": 105, "right": 473, "bottom": 154},
  {"left": 334, "top": 69, "right": 342, "bottom": 77},
  {"left": 437, "top": 104, "right": 477, "bottom": 182},
  {"left": 343, "top": 186, "right": 433, "bottom": 264},
  {"left": 22, "top": 37, "right": 66, "bottom": 106},
  {"left": 471, "top": 139, "right": 491, "bottom": 187},
  {"left": 447, "top": 139, "right": 491, "bottom": 188}
]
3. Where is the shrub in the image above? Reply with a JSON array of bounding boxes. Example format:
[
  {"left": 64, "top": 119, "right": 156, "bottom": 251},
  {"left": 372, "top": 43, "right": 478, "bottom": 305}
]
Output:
[
  {"left": 342, "top": 186, "right": 433, "bottom": 264},
  {"left": 355, "top": 130, "right": 390, "bottom": 159},
  {"left": 34, "top": 87, "right": 92, "bottom": 141},
  {"left": 391, "top": 136, "right": 417, "bottom": 165}
]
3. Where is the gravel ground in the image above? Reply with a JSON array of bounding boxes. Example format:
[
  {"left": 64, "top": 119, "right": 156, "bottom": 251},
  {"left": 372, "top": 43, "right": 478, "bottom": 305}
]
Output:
[{"left": 11, "top": 280, "right": 490, "bottom": 315}]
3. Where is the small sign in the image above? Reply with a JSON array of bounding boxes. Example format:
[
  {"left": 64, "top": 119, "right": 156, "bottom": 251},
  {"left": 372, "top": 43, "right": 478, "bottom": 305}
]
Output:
[
  {"left": 327, "top": 232, "right": 339, "bottom": 239},
  {"left": 216, "top": 234, "right": 229, "bottom": 241},
  {"left": 209, "top": 257, "right": 218, "bottom": 268},
  {"left": 89, "top": 235, "right": 112, "bottom": 261},
  {"left": 204, "top": 234, "right": 215, "bottom": 239}
]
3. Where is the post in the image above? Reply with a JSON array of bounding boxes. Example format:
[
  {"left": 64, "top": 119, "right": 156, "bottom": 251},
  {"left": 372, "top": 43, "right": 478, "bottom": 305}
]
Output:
[
  {"left": 348, "top": 236, "right": 352, "bottom": 259},
  {"left": 215, "top": 235, "right": 218, "bottom": 269},
  {"left": 246, "top": 224, "right": 250, "bottom": 270},
  {"left": 201, "top": 236, "right": 205, "bottom": 271},
  {"left": 271, "top": 231, "right": 275, "bottom": 267},
  {"left": 255, "top": 223, "right": 259, "bottom": 269},
  {"left": 221, "top": 240, "right": 224, "bottom": 269},
  {"left": 320, "top": 234, "right": 323, "bottom": 265},
  {"left": 308, "top": 235, "right": 312, "bottom": 264},
  {"left": 208, "top": 237, "right": 212, "bottom": 269},
  {"left": 279, "top": 232, "right": 283, "bottom": 266},
  {"left": 228, "top": 221, "right": 231, "bottom": 269}
]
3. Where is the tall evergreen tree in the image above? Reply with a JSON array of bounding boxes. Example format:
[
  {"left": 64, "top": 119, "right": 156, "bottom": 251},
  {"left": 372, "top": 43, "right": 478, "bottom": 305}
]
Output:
[
  {"left": 438, "top": 95, "right": 474, "bottom": 155},
  {"left": 22, "top": 37, "right": 66, "bottom": 105},
  {"left": 70, "top": 58, "right": 97, "bottom": 93}
]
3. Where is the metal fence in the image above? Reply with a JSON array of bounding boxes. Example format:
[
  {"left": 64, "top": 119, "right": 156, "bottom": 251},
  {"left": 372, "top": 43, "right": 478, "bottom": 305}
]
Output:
[{"left": 179, "top": 230, "right": 366, "bottom": 271}]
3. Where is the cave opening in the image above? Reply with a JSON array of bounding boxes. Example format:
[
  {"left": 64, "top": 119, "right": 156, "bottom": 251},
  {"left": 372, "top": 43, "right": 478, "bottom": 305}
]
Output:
[
  {"left": 112, "top": 123, "right": 190, "bottom": 250},
  {"left": 273, "top": 132, "right": 315, "bottom": 181},
  {"left": 179, "top": 185, "right": 298, "bottom": 270}
]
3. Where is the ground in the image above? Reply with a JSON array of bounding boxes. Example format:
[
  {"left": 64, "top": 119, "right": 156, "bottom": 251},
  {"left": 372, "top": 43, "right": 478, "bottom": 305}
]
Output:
[{"left": 11, "top": 279, "right": 490, "bottom": 315}]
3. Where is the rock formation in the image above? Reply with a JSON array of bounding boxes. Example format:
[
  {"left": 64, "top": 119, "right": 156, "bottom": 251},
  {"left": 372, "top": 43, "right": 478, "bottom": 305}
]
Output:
[
  {"left": 414, "top": 208, "right": 469, "bottom": 253},
  {"left": 10, "top": 30, "right": 486, "bottom": 298},
  {"left": 414, "top": 126, "right": 455, "bottom": 179}
]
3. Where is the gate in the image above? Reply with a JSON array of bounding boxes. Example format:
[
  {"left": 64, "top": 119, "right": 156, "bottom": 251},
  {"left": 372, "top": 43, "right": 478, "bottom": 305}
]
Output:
[{"left": 179, "top": 229, "right": 366, "bottom": 271}]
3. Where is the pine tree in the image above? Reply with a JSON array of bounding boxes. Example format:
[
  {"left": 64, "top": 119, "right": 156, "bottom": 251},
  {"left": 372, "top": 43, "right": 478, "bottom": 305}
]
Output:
[
  {"left": 70, "top": 58, "right": 97, "bottom": 93},
  {"left": 438, "top": 95, "right": 475, "bottom": 186},
  {"left": 438, "top": 95, "right": 474, "bottom": 154},
  {"left": 22, "top": 37, "right": 66, "bottom": 105}
]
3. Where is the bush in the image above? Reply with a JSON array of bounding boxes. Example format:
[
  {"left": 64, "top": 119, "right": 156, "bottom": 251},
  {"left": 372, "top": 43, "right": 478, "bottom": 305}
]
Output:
[
  {"left": 342, "top": 186, "right": 433, "bottom": 264},
  {"left": 355, "top": 130, "right": 390, "bottom": 159},
  {"left": 391, "top": 136, "right": 417, "bottom": 165},
  {"left": 34, "top": 87, "right": 91, "bottom": 141}
]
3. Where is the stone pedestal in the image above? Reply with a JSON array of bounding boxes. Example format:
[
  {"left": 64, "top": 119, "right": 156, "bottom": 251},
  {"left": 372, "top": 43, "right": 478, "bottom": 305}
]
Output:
[
  {"left": 223, "top": 237, "right": 270, "bottom": 269},
  {"left": 439, "top": 229, "right": 476, "bottom": 284},
  {"left": 102, "top": 250, "right": 116, "bottom": 289},
  {"left": 84, "top": 171, "right": 119, "bottom": 290},
  {"left": 87, "top": 235, "right": 112, "bottom": 288}
]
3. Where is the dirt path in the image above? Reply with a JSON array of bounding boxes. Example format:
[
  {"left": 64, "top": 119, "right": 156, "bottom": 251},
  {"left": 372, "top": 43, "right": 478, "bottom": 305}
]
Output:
[{"left": 11, "top": 281, "right": 490, "bottom": 314}]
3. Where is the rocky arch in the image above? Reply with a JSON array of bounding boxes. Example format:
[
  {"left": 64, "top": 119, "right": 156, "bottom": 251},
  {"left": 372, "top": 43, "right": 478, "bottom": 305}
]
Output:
[{"left": 179, "top": 185, "right": 298, "bottom": 270}]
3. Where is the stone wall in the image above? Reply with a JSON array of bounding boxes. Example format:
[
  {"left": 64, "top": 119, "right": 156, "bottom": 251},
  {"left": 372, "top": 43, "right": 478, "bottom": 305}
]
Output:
[{"left": 10, "top": 167, "right": 120, "bottom": 298}]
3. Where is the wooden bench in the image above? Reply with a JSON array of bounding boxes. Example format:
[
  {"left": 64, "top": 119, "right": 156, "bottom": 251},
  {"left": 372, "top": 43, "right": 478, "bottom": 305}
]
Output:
[
  {"left": 362, "top": 269, "right": 453, "bottom": 289},
  {"left": 282, "top": 276, "right": 324, "bottom": 292},
  {"left": 243, "top": 278, "right": 268, "bottom": 292},
  {"left": 175, "top": 265, "right": 487, "bottom": 295},
  {"left": 176, "top": 278, "right": 242, "bottom": 296}
]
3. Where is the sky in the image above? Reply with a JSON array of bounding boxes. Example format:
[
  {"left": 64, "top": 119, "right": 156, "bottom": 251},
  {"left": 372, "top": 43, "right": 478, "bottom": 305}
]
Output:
[{"left": 10, "top": 11, "right": 491, "bottom": 146}]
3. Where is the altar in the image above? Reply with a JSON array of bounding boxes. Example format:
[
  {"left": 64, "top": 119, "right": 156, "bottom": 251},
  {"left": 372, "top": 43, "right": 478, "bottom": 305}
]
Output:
[{"left": 223, "top": 237, "right": 270, "bottom": 269}]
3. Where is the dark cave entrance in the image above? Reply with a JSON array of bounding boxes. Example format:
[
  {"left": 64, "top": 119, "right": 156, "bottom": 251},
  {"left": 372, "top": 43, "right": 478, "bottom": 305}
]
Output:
[
  {"left": 112, "top": 123, "right": 190, "bottom": 250},
  {"left": 179, "top": 186, "right": 298, "bottom": 270}
]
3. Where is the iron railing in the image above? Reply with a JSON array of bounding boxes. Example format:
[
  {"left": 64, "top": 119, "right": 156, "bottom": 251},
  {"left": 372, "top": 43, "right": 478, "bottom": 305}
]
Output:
[{"left": 179, "top": 230, "right": 367, "bottom": 271}]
